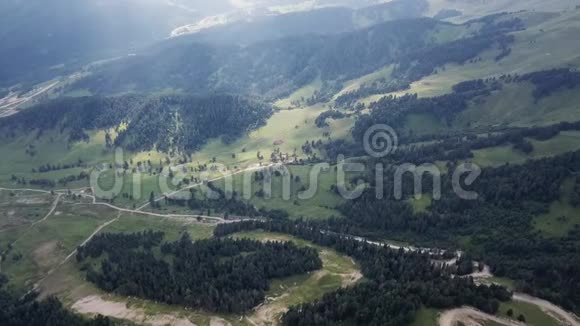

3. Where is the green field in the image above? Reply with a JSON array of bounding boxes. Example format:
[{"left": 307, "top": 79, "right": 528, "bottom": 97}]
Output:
[
  {"left": 332, "top": 65, "right": 395, "bottom": 100},
  {"left": 472, "top": 131, "right": 580, "bottom": 167},
  {"left": 456, "top": 83, "right": 580, "bottom": 128},
  {"left": 190, "top": 105, "right": 354, "bottom": 167},
  {"left": 367, "top": 10, "right": 580, "bottom": 101},
  {"left": 2, "top": 203, "right": 114, "bottom": 290},
  {"left": 209, "top": 164, "right": 347, "bottom": 219},
  {"left": 426, "top": 0, "right": 573, "bottom": 22},
  {"left": 404, "top": 113, "right": 448, "bottom": 136},
  {"left": 274, "top": 77, "right": 323, "bottom": 109},
  {"left": 410, "top": 307, "right": 439, "bottom": 326},
  {"left": 534, "top": 178, "right": 580, "bottom": 237},
  {"left": 409, "top": 194, "right": 433, "bottom": 214},
  {"left": 498, "top": 300, "right": 560, "bottom": 326},
  {"left": 101, "top": 215, "right": 215, "bottom": 242}
]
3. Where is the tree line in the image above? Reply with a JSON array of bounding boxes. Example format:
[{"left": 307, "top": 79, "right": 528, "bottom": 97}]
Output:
[{"left": 0, "top": 94, "right": 272, "bottom": 154}]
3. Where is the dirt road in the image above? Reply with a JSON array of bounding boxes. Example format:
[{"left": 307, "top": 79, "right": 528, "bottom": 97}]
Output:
[
  {"left": 438, "top": 307, "right": 523, "bottom": 326},
  {"left": 513, "top": 294, "right": 580, "bottom": 326}
]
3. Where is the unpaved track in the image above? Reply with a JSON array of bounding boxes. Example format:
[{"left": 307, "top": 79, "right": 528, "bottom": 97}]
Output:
[
  {"left": 30, "top": 193, "right": 61, "bottom": 228},
  {"left": 72, "top": 295, "right": 197, "bottom": 326},
  {"left": 439, "top": 307, "right": 523, "bottom": 326},
  {"left": 513, "top": 294, "right": 580, "bottom": 326},
  {"left": 0, "top": 192, "right": 60, "bottom": 272},
  {"left": 134, "top": 163, "right": 273, "bottom": 211}
]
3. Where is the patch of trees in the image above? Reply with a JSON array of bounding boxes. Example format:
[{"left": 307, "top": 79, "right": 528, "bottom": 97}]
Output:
[
  {"left": 10, "top": 172, "right": 89, "bottom": 188},
  {"left": 76, "top": 232, "right": 321, "bottom": 314},
  {"left": 0, "top": 94, "right": 272, "bottom": 153},
  {"left": 516, "top": 68, "right": 580, "bottom": 100},
  {"left": 214, "top": 220, "right": 511, "bottom": 325},
  {"left": 334, "top": 79, "right": 410, "bottom": 108},
  {"left": 0, "top": 274, "right": 112, "bottom": 325},
  {"left": 315, "top": 110, "right": 347, "bottom": 127},
  {"left": 33, "top": 160, "right": 85, "bottom": 173}
]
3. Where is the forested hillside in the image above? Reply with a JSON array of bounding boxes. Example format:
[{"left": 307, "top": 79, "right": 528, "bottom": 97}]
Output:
[
  {"left": 0, "top": 94, "right": 272, "bottom": 153},
  {"left": 69, "top": 14, "right": 522, "bottom": 100}
]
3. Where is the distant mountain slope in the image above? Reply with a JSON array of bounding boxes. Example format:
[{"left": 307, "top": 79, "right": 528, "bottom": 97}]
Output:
[
  {"left": 426, "top": 0, "right": 579, "bottom": 22},
  {"left": 0, "top": 0, "right": 199, "bottom": 86},
  {"left": 173, "top": 0, "right": 429, "bottom": 44},
  {"left": 70, "top": 14, "right": 520, "bottom": 100}
]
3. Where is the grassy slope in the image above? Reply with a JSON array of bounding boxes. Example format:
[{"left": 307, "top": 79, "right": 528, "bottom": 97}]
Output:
[
  {"left": 498, "top": 300, "right": 560, "bottom": 326},
  {"left": 534, "top": 177, "right": 580, "bottom": 237},
  {"left": 410, "top": 307, "right": 439, "bottom": 326},
  {"left": 274, "top": 77, "right": 323, "bottom": 109},
  {"left": 2, "top": 203, "right": 114, "bottom": 290},
  {"left": 472, "top": 131, "right": 580, "bottom": 167},
  {"left": 206, "top": 164, "right": 346, "bottom": 220},
  {"left": 380, "top": 10, "right": 580, "bottom": 100},
  {"left": 405, "top": 113, "right": 447, "bottom": 136},
  {"left": 426, "top": 0, "right": 577, "bottom": 22},
  {"left": 332, "top": 65, "right": 395, "bottom": 100},
  {"left": 456, "top": 83, "right": 580, "bottom": 128},
  {"left": 409, "top": 194, "right": 433, "bottom": 214},
  {"left": 189, "top": 104, "right": 353, "bottom": 168}
]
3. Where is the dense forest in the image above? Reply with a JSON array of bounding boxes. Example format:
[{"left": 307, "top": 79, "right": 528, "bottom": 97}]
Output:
[
  {"left": 214, "top": 220, "right": 512, "bottom": 325},
  {"left": 516, "top": 68, "right": 580, "bottom": 100},
  {"left": 318, "top": 149, "right": 580, "bottom": 314},
  {"left": 70, "top": 14, "right": 522, "bottom": 101},
  {"left": 0, "top": 94, "right": 272, "bottom": 153},
  {"left": 76, "top": 231, "right": 321, "bottom": 314},
  {"left": 0, "top": 274, "right": 112, "bottom": 326}
]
